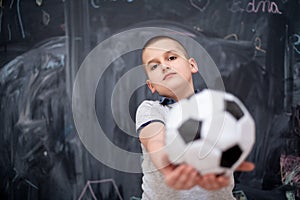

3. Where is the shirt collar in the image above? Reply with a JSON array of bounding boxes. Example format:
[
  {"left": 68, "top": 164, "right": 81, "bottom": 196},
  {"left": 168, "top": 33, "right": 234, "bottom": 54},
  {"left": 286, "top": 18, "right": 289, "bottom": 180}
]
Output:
[{"left": 159, "top": 89, "right": 201, "bottom": 106}]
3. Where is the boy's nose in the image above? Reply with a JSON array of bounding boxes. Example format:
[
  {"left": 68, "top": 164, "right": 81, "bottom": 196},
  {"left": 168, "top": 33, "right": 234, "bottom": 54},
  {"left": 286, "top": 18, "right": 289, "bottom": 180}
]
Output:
[{"left": 160, "top": 64, "right": 170, "bottom": 72}]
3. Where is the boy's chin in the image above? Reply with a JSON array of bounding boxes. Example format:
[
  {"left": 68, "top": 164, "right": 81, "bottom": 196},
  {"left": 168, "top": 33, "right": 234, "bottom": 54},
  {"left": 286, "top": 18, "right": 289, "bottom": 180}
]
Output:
[{"left": 157, "top": 88, "right": 178, "bottom": 98}]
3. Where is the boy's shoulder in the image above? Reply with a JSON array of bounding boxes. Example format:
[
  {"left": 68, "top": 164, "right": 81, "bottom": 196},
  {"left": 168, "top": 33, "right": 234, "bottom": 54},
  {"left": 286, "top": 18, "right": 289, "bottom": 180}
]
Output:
[
  {"left": 139, "top": 99, "right": 160, "bottom": 106},
  {"left": 136, "top": 100, "right": 162, "bottom": 112},
  {"left": 135, "top": 99, "right": 169, "bottom": 132},
  {"left": 136, "top": 99, "right": 174, "bottom": 121}
]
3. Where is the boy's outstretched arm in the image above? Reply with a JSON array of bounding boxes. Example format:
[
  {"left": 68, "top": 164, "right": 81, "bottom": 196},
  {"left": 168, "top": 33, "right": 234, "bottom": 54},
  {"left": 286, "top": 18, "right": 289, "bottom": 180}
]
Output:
[
  {"left": 139, "top": 122, "right": 255, "bottom": 191},
  {"left": 139, "top": 122, "right": 230, "bottom": 190},
  {"left": 139, "top": 122, "right": 201, "bottom": 189}
]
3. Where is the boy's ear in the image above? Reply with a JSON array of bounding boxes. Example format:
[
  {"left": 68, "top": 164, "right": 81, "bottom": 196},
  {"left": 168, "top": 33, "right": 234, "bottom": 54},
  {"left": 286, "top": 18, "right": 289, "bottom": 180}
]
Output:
[
  {"left": 146, "top": 80, "right": 156, "bottom": 94},
  {"left": 189, "top": 58, "right": 199, "bottom": 74}
]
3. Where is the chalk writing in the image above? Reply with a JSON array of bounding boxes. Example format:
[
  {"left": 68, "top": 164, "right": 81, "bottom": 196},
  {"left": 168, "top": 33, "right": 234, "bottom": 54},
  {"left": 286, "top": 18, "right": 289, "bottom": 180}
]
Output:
[
  {"left": 291, "top": 34, "right": 300, "bottom": 55},
  {"left": 193, "top": 25, "right": 203, "bottom": 32},
  {"left": 228, "top": 0, "right": 245, "bottom": 13},
  {"left": 224, "top": 33, "right": 239, "bottom": 40},
  {"left": 130, "top": 197, "right": 141, "bottom": 200},
  {"left": 11, "top": 168, "right": 39, "bottom": 190},
  {"left": 7, "top": 0, "right": 25, "bottom": 38},
  {"left": 9, "top": 0, "right": 14, "bottom": 8},
  {"left": 91, "top": 0, "right": 100, "bottom": 8},
  {"left": 78, "top": 179, "right": 123, "bottom": 200},
  {"left": 189, "top": 0, "right": 210, "bottom": 12},
  {"left": 16, "top": 0, "right": 25, "bottom": 38},
  {"left": 7, "top": 24, "right": 11, "bottom": 40},
  {"left": 25, "top": 179, "right": 39, "bottom": 190},
  {"left": 254, "top": 36, "right": 266, "bottom": 53},
  {"left": 253, "top": 36, "right": 267, "bottom": 61},
  {"left": 90, "top": 0, "right": 134, "bottom": 8},
  {"left": 246, "top": 0, "right": 282, "bottom": 14},
  {"left": 228, "top": 0, "right": 282, "bottom": 14},
  {"left": 36, "top": 0, "right": 42, "bottom": 6},
  {"left": 42, "top": 10, "right": 50, "bottom": 26}
]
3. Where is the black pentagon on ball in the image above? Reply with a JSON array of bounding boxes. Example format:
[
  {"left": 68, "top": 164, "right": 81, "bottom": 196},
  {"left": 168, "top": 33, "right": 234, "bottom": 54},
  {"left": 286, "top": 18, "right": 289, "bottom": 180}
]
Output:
[
  {"left": 225, "top": 100, "right": 244, "bottom": 120},
  {"left": 220, "top": 144, "right": 243, "bottom": 168},
  {"left": 178, "top": 119, "right": 202, "bottom": 144}
]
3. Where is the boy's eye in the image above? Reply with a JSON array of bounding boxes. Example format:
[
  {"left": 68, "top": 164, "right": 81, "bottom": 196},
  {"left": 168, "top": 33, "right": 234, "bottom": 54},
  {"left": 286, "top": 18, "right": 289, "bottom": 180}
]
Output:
[
  {"left": 150, "top": 64, "right": 158, "bottom": 70},
  {"left": 168, "top": 56, "right": 177, "bottom": 61}
]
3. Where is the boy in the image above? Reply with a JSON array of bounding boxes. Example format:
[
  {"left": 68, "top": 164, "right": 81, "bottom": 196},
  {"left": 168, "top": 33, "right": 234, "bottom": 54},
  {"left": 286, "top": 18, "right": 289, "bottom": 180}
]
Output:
[{"left": 135, "top": 36, "right": 254, "bottom": 200}]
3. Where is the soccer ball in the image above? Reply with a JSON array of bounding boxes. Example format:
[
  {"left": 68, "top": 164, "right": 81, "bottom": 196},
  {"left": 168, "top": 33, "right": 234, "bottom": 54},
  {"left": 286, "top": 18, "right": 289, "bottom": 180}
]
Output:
[{"left": 165, "top": 89, "right": 255, "bottom": 175}]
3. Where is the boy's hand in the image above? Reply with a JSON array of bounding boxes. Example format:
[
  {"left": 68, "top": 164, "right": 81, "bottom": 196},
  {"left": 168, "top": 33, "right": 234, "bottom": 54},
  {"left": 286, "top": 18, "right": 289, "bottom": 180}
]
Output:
[
  {"left": 163, "top": 164, "right": 231, "bottom": 191},
  {"left": 164, "top": 164, "right": 200, "bottom": 190},
  {"left": 163, "top": 161, "right": 255, "bottom": 191},
  {"left": 197, "top": 173, "right": 231, "bottom": 191},
  {"left": 197, "top": 161, "right": 255, "bottom": 191}
]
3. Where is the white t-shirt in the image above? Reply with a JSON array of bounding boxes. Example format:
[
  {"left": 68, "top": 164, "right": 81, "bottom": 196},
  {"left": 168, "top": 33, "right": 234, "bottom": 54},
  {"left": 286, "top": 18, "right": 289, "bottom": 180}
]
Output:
[{"left": 136, "top": 100, "right": 235, "bottom": 200}]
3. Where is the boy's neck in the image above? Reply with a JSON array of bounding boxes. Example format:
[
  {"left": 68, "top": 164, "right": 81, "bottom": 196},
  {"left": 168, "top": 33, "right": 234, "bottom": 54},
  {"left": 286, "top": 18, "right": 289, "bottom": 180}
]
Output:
[{"left": 169, "top": 85, "right": 195, "bottom": 102}]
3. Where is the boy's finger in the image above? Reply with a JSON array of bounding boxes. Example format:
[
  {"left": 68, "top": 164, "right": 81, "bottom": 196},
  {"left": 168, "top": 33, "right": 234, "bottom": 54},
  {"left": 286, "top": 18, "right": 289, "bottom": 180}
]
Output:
[
  {"left": 165, "top": 164, "right": 186, "bottom": 185},
  {"left": 236, "top": 161, "right": 255, "bottom": 171},
  {"left": 216, "top": 176, "right": 230, "bottom": 187}
]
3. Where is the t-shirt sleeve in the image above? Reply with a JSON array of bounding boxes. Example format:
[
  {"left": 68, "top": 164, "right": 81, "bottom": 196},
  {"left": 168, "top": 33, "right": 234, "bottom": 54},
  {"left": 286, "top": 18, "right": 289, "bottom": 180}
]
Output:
[{"left": 135, "top": 100, "right": 166, "bottom": 135}]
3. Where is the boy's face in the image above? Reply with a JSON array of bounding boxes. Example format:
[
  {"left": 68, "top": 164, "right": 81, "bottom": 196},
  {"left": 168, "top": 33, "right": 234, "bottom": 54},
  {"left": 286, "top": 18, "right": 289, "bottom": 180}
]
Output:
[{"left": 142, "top": 38, "right": 198, "bottom": 99}]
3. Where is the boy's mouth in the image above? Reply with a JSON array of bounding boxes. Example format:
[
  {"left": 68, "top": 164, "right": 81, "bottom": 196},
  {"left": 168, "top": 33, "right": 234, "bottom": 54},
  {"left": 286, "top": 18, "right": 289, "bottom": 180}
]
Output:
[{"left": 163, "top": 72, "right": 176, "bottom": 80}]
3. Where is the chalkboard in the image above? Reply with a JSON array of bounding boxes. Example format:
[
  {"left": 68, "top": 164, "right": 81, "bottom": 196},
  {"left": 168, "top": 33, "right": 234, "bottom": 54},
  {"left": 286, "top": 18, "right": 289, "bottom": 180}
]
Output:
[
  {"left": 1, "top": 0, "right": 300, "bottom": 199},
  {"left": 0, "top": 0, "right": 65, "bottom": 67}
]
